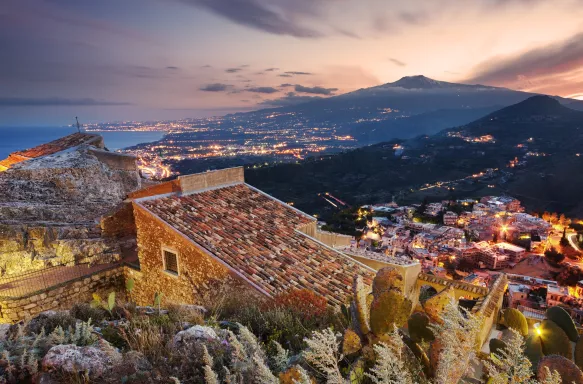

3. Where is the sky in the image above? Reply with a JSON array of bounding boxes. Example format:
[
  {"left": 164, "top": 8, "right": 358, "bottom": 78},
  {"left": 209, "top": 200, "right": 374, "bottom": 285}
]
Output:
[{"left": 2, "top": 0, "right": 583, "bottom": 126}]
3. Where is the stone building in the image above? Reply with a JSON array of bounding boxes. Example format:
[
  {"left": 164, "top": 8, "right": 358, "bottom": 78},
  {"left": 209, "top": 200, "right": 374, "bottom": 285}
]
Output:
[{"left": 129, "top": 167, "right": 376, "bottom": 306}]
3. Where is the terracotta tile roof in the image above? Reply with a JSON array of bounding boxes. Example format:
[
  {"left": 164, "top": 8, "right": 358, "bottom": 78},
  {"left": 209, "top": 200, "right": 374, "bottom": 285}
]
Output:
[
  {"left": 139, "top": 183, "right": 375, "bottom": 305},
  {"left": 0, "top": 133, "right": 100, "bottom": 170}
]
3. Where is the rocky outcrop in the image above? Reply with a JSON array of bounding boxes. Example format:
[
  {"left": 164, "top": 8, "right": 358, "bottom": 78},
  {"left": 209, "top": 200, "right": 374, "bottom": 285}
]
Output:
[
  {"left": 42, "top": 340, "right": 122, "bottom": 378},
  {"left": 0, "top": 143, "right": 142, "bottom": 278},
  {"left": 0, "top": 147, "right": 140, "bottom": 224}
]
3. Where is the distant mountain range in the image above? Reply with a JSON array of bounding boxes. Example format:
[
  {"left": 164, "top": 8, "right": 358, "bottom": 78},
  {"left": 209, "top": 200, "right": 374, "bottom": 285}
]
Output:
[
  {"left": 247, "top": 95, "right": 583, "bottom": 217},
  {"left": 243, "top": 75, "right": 583, "bottom": 144}
]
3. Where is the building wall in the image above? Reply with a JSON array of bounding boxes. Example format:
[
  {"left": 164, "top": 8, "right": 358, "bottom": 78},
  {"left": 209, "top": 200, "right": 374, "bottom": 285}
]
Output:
[
  {"left": 0, "top": 267, "right": 122, "bottom": 323},
  {"left": 132, "top": 204, "right": 261, "bottom": 306},
  {"left": 179, "top": 166, "right": 244, "bottom": 193},
  {"left": 128, "top": 180, "right": 181, "bottom": 199}
]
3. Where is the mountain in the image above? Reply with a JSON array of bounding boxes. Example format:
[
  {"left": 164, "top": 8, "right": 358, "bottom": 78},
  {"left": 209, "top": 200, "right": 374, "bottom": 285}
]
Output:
[
  {"left": 247, "top": 96, "right": 583, "bottom": 217},
  {"left": 249, "top": 75, "right": 582, "bottom": 144}
]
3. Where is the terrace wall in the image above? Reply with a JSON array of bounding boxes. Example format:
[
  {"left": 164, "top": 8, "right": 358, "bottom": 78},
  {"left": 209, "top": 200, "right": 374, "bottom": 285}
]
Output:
[{"left": 0, "top": 267, "right": 123, "bottom": 323}]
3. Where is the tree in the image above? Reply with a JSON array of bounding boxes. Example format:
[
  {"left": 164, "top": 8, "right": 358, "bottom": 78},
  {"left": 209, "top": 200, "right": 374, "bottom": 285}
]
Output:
[
  {"left": 560, "top": 228, "right": 569, "bottom": 247},
  {"left": 542, "top": 212, "right": 551, "bottom": 223},
  {"left": 544, "top": 247, "right": 565, "bottom": 265}
]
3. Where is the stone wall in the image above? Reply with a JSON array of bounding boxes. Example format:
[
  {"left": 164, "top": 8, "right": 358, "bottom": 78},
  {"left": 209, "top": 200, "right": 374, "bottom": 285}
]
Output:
[
  {"left": 0, "top": 266, "right": 123, "bottom": 323},
  {"left": 179, "top": 167, "right": 244, "bottom": 194},
  {"left": 131, "top": 203, "right": 262, "bottom": 307},
  {"left": 88, "top": 148, "right": 137, "bottom": 171},
  {"left": 101, "top": 203, "right": 136, "bottom": 239}
]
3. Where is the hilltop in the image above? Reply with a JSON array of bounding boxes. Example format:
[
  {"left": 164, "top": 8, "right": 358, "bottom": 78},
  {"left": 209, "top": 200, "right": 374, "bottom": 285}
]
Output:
[{"left": 247, "top": 96, "right": 583, "bottom": 217}]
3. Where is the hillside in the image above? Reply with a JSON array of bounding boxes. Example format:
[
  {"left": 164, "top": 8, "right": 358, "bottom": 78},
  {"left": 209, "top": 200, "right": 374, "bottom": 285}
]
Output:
[{"left": 247, "top": 96, "right": 583, "bottom": 218}]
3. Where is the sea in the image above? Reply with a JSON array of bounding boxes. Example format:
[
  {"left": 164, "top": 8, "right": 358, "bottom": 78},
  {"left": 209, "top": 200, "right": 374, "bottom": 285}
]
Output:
[{"left": 0, "top": 126, "right": 165, "bottom": 159}]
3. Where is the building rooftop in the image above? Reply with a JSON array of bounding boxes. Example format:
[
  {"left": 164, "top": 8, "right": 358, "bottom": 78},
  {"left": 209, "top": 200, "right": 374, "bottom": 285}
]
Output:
[{"left": 137, "top": 182, "right": 375, "bottom": 305}]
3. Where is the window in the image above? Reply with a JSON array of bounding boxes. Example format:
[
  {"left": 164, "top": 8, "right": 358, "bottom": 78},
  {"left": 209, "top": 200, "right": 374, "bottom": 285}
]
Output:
[{"left": 162, "top": 248, "right": 179, "bottom": 275}]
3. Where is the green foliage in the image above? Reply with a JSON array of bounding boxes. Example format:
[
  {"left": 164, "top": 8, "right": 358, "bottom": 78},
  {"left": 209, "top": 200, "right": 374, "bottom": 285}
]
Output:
[
  {"left": 369, "top": 290, "right": 412, "bottom": 335},
  {"left": 91, "top": 291, "right": 116, "bottom": 313},
  {"left": 546, "top": 306, "right": 579, "bottom": 342},
  {"left": 537, "top": 355, "right": 583, "bottom": 384},
  {"left": 107, "top": 292, "right": 116, "bottom": 312},
  {"left": 503, "top": 308, "right": 529, "bottom": 337},
  {"left": 126, "top": 278, "right": 135, "bottom": 293},
  {"left": 539, "top": 319, "right": 572, "bottom": 358},
  {"left": 408, "top": 312, "right": 434, "bottom": 343},
  {"left": 524, "top": 335, "right": 543, "bottom": 369},
  {"left": 154, "top": 291, "right": 163, "bottom": 308}
]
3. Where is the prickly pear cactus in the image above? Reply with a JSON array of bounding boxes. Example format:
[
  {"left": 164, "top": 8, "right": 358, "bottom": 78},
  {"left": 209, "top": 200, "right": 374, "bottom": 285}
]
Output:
[
  {"left": 370, "top": 290, "right": 412, "bottom": 335},
  {"left": 352, "top": 275, "right": 371, "bottom": 335},
  {"left": 372, "top": 267, "right": 404, "bottom": 295},
  {"left": 423, "top": 287, "right": 455, "bottom": 323},
  {"left": 342, "top": 328, "right": 362, "bottom": 355}
]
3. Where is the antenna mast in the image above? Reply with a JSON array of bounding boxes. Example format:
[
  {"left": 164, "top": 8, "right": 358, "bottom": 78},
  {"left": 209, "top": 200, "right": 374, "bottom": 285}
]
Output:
[{"left": 75, "top": 116, "right": 81, "bottom": 133}]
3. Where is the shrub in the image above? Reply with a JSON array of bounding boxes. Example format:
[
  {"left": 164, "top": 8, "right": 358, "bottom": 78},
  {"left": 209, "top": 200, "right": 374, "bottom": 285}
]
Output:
[
  {"left": 503, "top": 308, "right": 529, "bottom": 337},
  {"left": 489, "top": 339, "right": 507, "bottom": 356},
  {"left": 539, "top": 320, "right": 572, "bottom": 358},
  {"left": 537, "top": 355, "right": 583, "bottom": 384},
  {"left": 273, "top": 289, "right": 328, "bottom": 320},
  {"left": 9, "top": 311, "right": 76, "bottom": 337},
  {"left": 546, "top": 306, "right": 579, "bottom": 342},
  {"left": 407, "top": 312, "right": 434, "bottom": 343},
  {"left": 102, "top": 326, "right": 129, "bottom": 350},
  {"left": 70, "top": 302, "right": 107, "bottom": 323}
]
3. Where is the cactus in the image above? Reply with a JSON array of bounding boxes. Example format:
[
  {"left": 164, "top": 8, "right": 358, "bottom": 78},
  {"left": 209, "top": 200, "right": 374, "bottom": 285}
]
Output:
[
  {"left": 503, "top": 308, "right": 529, "bottom": 337},
  {"left": 429, "top": 338, "right": 443, "bottom": 378},
  {"left": 489, "top": 339, "right": 507, "bottom": 356},
  {"left": 352, "top": 275, "right": 371, "bottom": 335},
  {"left": 400, "top": 331, "right": 431, "bottom": 378},
  {"left": 342, "top": 328, "right": 362, "bottom": 355},
  {"left": 423, "top": 287, "right": 455, "bottom": 323},
  {"left": 575, "top": 337, "right": 583, "bottom": 371},
  {"left": 370, "top": 290, "right": 412, "bottom": 335},
  {"left": 372, "top": 266, "right": 404, "bottom": 295},
  {"left": 546, "top": 306, "right": 579, "bottom": 342},
  {"left": 539, "top": 320, "right": 572, "bottom": 358},
  {"left": 525, "top": 334, "right": 543, "bottom": 370},
  {"left": 408, "top": 312, "right": 434, "bottom": 343},
  {"left": 537, "top": 355, "right": 583, "bottom": 384}
]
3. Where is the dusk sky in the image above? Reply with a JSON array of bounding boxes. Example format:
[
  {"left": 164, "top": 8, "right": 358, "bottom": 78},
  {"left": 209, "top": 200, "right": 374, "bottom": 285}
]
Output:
[{"left": 2, "top": 0, "right": 583, "bottom": 126}]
